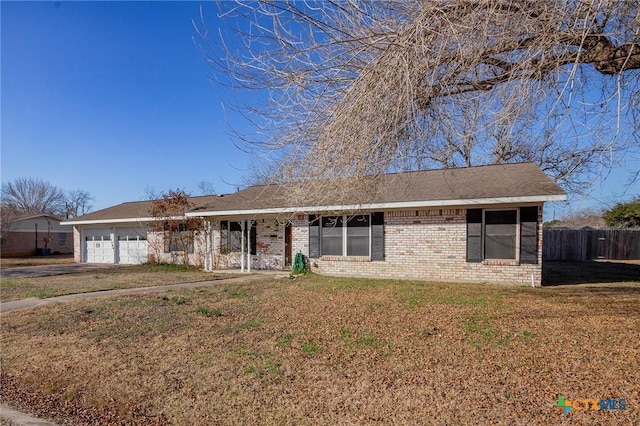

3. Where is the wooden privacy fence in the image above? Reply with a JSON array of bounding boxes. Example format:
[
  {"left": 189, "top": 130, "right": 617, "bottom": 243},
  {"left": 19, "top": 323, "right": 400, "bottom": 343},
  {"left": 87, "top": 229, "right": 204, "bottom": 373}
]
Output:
[{"left": 543, "top": 229, "right": 640, "bottom": 261}]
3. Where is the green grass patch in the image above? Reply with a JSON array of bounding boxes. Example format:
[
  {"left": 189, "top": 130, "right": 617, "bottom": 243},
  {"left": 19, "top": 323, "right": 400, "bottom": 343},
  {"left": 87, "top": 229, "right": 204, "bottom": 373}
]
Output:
[
  {"left": 23, "top": 288, "right": 58, "bottom": 299},
  {"left": 227, "top": 289, "right": 247, "bottom": 299},
  {"left": 277, "top": 333, "right": 295, "bottom": 349},
  {"left": 463, "top": 319, "right": 511, "bottom": 347},
  {"left": 196, "top": 306, "right": 222, "bottom": 317},
  {"left": 521, "top": 330, "right": 534, "bottom": 341},
  {"left": 301, "top": 342, "right": 323, "bottom": 355},
  {"left": 237, "top": 317, "right": 264, "bottom": 330},
  {"left": 355, "top": 331, "right": 384, "bottom": 349},
  {"left": 0, "top": 279, "right": 21, "bottom": 287},
  {"left": 141, "top": 263, "right": 194, "bottom": 272}
]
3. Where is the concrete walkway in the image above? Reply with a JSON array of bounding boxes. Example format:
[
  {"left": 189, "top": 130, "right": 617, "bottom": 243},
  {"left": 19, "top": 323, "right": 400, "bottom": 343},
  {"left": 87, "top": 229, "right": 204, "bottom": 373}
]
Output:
[
  {"left": 0, "top": 271, "right": 289, "bottom": 425},
  {"left": 0, "top": 271, "right": 288, "bottom": 315},
  {"left": 0, "top": 404, "right": 59, "bottom": 426}
]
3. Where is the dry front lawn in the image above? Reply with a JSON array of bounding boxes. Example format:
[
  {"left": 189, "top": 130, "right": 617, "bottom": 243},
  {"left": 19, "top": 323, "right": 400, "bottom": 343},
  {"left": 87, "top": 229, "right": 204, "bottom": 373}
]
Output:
[
  {"left": 0, "top": 264, "right": 235, "bottom": 302},
  {"left": 1, "top": 270, "right": 638, "bottom": 425},
  {"left": 0, "top": 255, "right": 74, "bottom": 268}
]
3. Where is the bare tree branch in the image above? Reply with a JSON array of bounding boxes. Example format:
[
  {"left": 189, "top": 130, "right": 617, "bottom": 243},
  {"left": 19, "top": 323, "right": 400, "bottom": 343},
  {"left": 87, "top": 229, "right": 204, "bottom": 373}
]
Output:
[{"left": 200, "top": 0, "right": 640, "bottom": 204}]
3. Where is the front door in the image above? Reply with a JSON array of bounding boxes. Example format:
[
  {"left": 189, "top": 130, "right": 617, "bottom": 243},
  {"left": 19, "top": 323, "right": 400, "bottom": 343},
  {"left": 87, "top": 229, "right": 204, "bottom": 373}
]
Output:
[{"left": 285, "top": 223, "right": 292, "bottom": 266}]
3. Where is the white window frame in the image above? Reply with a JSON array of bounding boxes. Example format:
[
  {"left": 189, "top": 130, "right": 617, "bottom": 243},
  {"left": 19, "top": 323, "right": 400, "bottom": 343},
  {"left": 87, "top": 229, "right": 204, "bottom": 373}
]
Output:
[
  {"left": 321, "top": 214, "right": 371, "bottom": 257},
  {"left": 482, "top": 208, "right": 520, "bottom": 261}
]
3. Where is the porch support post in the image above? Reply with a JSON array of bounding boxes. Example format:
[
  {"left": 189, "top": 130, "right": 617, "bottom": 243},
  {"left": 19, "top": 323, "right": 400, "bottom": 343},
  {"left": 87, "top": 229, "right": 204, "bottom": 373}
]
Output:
[
  {"left": 247, "top": 220, "right": 251, "bottom": 273},
  {"left": 205, "top": 220, "right": 212, "bottom": 271},
  {"left": 240, "top": 220, "right": 245, "bottom": 272}
]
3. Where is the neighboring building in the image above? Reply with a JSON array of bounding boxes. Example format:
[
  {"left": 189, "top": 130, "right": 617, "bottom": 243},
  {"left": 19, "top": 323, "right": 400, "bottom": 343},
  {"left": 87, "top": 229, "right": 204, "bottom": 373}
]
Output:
[
  {"left": 1, "top": 214, "right": 74, "bottom": 256},
  {"left": 62, "top": 163, "right": 566, "bottom": 285}
]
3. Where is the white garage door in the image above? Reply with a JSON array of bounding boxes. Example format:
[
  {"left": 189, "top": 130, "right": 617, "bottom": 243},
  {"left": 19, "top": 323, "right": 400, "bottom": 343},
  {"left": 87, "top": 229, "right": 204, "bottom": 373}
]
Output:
[
  {"left": 85, "top": 235, "right": 114, "bottom": 263},
  {"left": 117, "top": 234, "right": 148, "bottom": 264}
]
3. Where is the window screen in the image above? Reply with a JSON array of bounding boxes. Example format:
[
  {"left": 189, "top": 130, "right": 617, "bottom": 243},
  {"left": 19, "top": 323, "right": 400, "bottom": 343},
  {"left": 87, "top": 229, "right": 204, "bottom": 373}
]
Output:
[
  {"left": 322, "top": 216, "right": 343, "bottom": 256},
  {"left": 347, "top": 215, "right": 370, "bottom": 256},
  {"left": 484, "top": 210, "right": 517, "bottom": 259}
]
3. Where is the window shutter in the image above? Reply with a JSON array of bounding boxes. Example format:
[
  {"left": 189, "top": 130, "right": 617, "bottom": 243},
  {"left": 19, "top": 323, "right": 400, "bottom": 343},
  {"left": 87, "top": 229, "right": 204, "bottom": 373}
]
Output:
[
  {"left": 520, "top": 207, "right": 538, "bottom": 264},
  {"left": 308, "top": 215, "right": 320, "bottom": 258},
  {"left": 250, "top": 221, "right": 257, "bottom": 256},
  {"left": 466, "top": 209, "right": 482, "bottom": 262},
  {"left": 371, "top": 212, "right": 384, "bottom": 261}
]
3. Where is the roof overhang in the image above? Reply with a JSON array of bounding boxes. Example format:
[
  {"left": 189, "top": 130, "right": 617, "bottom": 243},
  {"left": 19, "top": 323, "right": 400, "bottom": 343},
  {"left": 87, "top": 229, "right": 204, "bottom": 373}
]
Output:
[
  {"left": 186, "top": 194, "right": 567, "bottom": 217},
  {"left": 60, "top": 216, "right": 183, "bottom": 226}
]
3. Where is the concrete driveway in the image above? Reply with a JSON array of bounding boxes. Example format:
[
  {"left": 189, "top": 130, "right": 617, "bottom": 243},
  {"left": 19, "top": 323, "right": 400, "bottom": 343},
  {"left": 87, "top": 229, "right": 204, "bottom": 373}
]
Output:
[{"left": 0, "top": 263, "right": 123, "bottom": 279}]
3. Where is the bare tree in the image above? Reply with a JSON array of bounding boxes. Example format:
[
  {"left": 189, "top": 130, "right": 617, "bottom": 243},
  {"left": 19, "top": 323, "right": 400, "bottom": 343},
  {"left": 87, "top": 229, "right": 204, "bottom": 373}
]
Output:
[
  {"left": 200, "top": 0, "right": 639, "bottom": 203},
  {"left": 196, "top": 180, "right": 216, "bottom": 195},
  {"left": 1, "top": 177, "right": 66, "bottom": 216},
  {"left": 65, "top": 189, "right": 94, "bottom": 219},
  {"left": 148, "top": 189, "right": 203, "bottom": 266}
]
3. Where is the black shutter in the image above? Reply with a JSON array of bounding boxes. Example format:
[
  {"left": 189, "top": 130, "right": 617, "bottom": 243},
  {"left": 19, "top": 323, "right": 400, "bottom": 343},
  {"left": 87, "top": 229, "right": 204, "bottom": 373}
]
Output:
[
  {"left": 371, "top": 212, "right": 384, "bottom": 261},
  {"left": 466, "top": 209, "right": 482, "bottom": 262},
  {"left": 308, "top": 215, "right": 320, "bottom": 258},
  {"left": 520, "top": 207, "right": 538, "bottom": 264},
  {"left": 250, "top": 221, "right": 257, "bottom": 255}
]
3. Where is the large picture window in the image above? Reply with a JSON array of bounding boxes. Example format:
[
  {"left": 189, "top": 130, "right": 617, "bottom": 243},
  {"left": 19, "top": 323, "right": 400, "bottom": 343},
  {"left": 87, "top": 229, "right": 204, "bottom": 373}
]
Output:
[
  {"left": 321, "top": 215, "right": 370, "bottom": 257},
  {"left": 309, "top": 212, "right": 384, "bottom": 260}
]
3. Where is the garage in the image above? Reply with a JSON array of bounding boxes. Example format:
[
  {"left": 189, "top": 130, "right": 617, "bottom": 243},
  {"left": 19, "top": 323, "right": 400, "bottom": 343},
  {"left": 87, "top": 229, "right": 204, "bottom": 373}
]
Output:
[
  {"left": 116, "top": 230, "right": 148, "bottom": 264},
  {"left": 81, "top": 226, "right": 149, "bottom": 264},
  {"left": 85, "top": 235, "right": 114, "bottom": 263}
]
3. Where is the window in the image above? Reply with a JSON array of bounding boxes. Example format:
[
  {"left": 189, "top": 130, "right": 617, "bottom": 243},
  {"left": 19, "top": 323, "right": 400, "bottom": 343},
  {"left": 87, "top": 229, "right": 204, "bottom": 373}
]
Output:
[
  {"left": 85, "top": 235, "right": 110, "bottom": 241},
  {"left": 321, "top": 216, "right": 343, "bottom": 255},
  {"left": 229, "top": 222, "right": 243, "bottom": 252},
  {"left": 221, "top": 220, "right": 257, "bottom": 255},
  {"left": 347, "top": 215, "right": 370, "bottom": 256},
  {"left": 310, "top": 213, "right": 384, "bottom": 259},
  {"left": 164, "top": 232, "right": 194, "bottom": 254},
  {"left": 118, "top": 235, "right": 146, "bottom": 241},
  {"left": 466, "top": 207, "right": 538, "bottom": 263},
  {"left": 58, "top": 233, "right": 66, "bottom": 247},
  {"left": 484, "top": 210, "right": 517, "bottom": 259},
  {"left": 319, "top": 215, "right": 370, "bottom": 257}
]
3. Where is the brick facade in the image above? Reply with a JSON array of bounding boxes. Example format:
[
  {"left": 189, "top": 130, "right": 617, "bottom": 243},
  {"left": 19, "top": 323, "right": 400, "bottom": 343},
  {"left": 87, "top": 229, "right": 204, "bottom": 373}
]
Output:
[
  {"left": 207, "top": 217, "right": 287, "bottom": 270},
  {"left": 203, "top": 207, "right": 543, "bottom": 285},
  {"left": 147, "top": 230, "right": 206, "bottom": 268},
  {"left": 305, "top": 208, "right": 543, "bottom": 286},
  {"left": 73, "top": 227, "right": 82, "bottom": 262}
]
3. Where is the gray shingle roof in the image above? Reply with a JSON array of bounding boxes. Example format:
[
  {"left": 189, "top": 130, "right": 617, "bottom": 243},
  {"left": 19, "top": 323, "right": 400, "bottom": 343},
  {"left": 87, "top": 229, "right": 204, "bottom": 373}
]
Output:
[
  {"left": 191, "top": 162, "right": 565, "bottom": 214},
  {"left": 62, "top": 195, "right": 220, "bottom": 223},
  {"left": 64, "top": 163, "right": 565, "bottom": 223}
]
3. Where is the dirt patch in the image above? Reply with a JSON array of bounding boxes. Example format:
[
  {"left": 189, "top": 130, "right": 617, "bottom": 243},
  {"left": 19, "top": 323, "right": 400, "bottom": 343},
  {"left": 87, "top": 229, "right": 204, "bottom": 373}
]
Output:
[{"left": 1, "top": 275, "right": 638, "bottom": 425}]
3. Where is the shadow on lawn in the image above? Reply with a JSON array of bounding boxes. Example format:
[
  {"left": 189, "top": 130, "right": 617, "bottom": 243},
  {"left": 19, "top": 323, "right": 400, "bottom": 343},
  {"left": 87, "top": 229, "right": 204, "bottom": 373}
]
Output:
[{"left": 543, "top": 260, "right": 640, "bottom": 286}]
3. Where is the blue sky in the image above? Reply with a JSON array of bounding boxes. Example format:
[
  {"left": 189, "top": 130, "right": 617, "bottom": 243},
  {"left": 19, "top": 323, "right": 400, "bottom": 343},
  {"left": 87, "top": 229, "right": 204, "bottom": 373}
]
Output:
[
  {"left": 1, "top": 1, "right": 638, "bottom": 217},
  {"left": 2, "top": 1, "right": 252, "bottom": 211}
]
